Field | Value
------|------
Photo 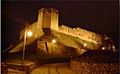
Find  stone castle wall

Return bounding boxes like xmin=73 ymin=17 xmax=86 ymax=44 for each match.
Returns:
xmin=38 ymin=8 xmax=59 ymax=31
xmin=19 ymin=8 xmax=116 ymax=51
xmin=59 ymin=25 xmax=102 ymax=45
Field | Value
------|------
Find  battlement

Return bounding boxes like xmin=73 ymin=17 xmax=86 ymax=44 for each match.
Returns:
xmin=59 ymin=25 xmax=102 ymax=45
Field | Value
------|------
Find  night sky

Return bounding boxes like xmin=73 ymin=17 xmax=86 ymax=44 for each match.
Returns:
xmin=2 ymin=1 xmax=119 ymax=50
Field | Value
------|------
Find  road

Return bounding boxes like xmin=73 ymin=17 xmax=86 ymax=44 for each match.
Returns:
xmin=7 ymin=63 xmax=75 ymax=74
xmin=3 ymin=57 xmax=74 ymax=74
xmin=32 ymin=63 xmax=75 ymax=74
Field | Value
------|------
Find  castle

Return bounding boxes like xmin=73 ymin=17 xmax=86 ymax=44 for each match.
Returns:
xmin=10 ymin=8 xmax=116 ymax=53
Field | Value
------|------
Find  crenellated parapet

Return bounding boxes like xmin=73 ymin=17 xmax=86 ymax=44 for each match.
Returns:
xmin=59 ymin=25 xmax=102 ymax=45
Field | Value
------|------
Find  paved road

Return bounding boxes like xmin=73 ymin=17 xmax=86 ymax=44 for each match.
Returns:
xmin=7 ymin=63 xmax=75 ymax=74
xmin=32 ymin=63 xmax=75 ymax=74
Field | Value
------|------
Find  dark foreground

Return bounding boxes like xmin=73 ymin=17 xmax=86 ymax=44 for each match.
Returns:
xmin=2 ymin=50 xmax=119 ymax=74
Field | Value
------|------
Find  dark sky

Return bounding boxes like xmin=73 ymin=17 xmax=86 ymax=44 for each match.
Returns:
xmin=2 ymin=1 xmax=119 ymax=50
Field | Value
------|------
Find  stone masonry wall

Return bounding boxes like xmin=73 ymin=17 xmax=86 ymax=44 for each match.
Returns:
xmin=59 ymin=25 xmax=102 ymax=45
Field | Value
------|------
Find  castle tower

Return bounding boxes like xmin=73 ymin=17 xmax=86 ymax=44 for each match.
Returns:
xmin=37 ymin=8 xmax=59 ymax=31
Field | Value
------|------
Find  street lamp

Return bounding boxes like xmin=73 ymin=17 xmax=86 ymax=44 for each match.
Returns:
xmin=27 ymin=31 xmax=33 ymax=37
xmin=51 ymin=39 xmax=57 ymax=54
xmin=84 ymin=43 xmax=87 ymax=47
xmin=102 ymin=47 xmax=105 ymax=50
xmin=21 ymin=30 xmax=33 ymax=68
xmin=52 ymin=39 xmax=56 ymax=43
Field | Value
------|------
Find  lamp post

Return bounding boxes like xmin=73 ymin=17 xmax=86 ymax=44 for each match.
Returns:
xmin=21 ymin=30 xmax=32 ymax=69
xmin=51 ymin=39 xmax=56 ymax=54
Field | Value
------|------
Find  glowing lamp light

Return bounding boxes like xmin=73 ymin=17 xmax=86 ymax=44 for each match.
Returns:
xmin=27 ymin=31 xmax=33 ymax=37
xmin=52 ymin=39 xmax=56 ymax=43
xmin=84 ymin=43 xmax=87 ymax=47
xmin=102 ymin=47 xmax=105 ymax=50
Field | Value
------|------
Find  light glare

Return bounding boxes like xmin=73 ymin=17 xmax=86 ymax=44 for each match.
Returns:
xmin=52 ymin=39 xmax=56 ymax=43
xmin=27 ymin=31 xmax=32 ymax=37
xmin=84 ymin=43 xmax=87 ymax=47
xmin=102 ymin=47 xmax=105 ymax=50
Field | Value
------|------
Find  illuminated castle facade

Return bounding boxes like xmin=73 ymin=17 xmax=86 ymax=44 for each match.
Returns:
xmin=18 ymin=8 xmax=116 ymax=52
